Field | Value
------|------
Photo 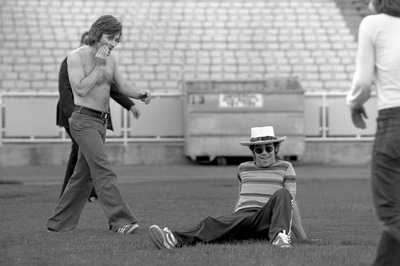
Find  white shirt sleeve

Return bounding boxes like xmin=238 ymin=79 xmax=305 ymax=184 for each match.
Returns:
xmin=346 ymin=18 xmax=375 ymax=109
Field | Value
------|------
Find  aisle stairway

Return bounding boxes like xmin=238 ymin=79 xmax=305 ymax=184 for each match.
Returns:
xmin=334 ymin=0 xmax=370 ymax=39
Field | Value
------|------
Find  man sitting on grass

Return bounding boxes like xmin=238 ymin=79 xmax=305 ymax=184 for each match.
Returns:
xmin=149 ymin=126 xmax=310 ymax=249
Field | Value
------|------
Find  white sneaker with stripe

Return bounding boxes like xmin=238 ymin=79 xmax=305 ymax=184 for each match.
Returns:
xmin=149 ymin=225 xmax=178 ymax=249
xmin=116 ymin=223 xmax=139 ymax=234
xmin=272 ymin=230 xmax=291 ymax=248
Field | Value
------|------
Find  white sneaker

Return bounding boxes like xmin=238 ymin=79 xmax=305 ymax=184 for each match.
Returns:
xmin=116 ymin=223 xmax=139 ymax=234
xmin=149 ymin=225 xmax=178 ymax=249
xmin=272 ymin=230 xmax=291 ymax=248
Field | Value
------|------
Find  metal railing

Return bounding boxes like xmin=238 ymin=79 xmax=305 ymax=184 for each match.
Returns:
xmin=304 ymin=91 xmax=376 ymax=141
xmin=0 ymin=91 xmax=376 ymax=146
xmin=0 ymin=92 xmax=185 ymax=146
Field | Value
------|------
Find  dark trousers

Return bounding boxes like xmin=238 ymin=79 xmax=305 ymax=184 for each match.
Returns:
xmin=371 ymin=107 xmax=400 ymax=265
xmin=47 ymin=112 xmax=136 ymax=232
xmin=60 ymin=127 xmax=97 ymax=199
xmin=373 ymin=231 xmax=400 ymax=266
xmin=173 ymin=188 xmax=293 ymax=246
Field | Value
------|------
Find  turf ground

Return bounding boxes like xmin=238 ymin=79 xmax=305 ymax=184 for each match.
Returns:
xmin=0 ymin=163 xmax=379 ymax=265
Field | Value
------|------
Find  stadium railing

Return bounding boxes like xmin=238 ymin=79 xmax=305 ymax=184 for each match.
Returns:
xmin=0 ymin=91 xmax=376 ymax=146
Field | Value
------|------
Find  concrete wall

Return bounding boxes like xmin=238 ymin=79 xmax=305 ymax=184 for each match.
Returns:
xmin=0 ymin=142 xmax=188 ymax=167
xmin=302 ymin=141 xmax=373 ymax=165
xmin=0 ymin=140 xmax=373 ymax=167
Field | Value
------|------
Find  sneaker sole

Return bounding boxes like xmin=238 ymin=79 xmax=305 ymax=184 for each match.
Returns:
xmin=148 ymin=225 xmax=171 ymax=249
xmin=125 ymin=223 xmax=139 ymax=234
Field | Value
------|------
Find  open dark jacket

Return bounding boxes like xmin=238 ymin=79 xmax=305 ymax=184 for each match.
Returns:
xmin=57 ymin=57 xmax=135 ymax=130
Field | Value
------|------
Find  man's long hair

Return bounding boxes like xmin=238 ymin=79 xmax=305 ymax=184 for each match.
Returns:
xmin=373 ymin=0 xmax=400 ymax=17
xmin=87 ymin=15 xmax=123 ymax=46
xmin=80 ymin=31 xmax=89 ymax=45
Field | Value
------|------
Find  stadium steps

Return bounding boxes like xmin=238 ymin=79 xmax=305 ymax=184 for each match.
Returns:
xmin=0 ymin=0 xmax=365 ymax=94
xmin=333 ymin=0 xmax=370 ymax=39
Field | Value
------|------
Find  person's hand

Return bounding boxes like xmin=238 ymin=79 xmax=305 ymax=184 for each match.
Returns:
xmin=139 ymin=91 xmax=151 ymax=105
xmin=95 ymin=45 xmax=109 ymax=67
xmin=350 ymin=106 xmax=368 ymax=129
xmin=129 ymin=105 xmax=141 ymax=119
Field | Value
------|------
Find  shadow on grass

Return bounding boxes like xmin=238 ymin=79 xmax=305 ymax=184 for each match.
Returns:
xmin=0 ymin=180 xmax=22 ymax=185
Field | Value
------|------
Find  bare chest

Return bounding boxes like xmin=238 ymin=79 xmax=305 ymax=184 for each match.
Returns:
xmin=84 ymin=56 xmax=114 ymax=85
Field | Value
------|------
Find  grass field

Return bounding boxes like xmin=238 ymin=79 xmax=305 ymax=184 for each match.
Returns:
xmin=0 ymin=165 xmax=380 ymax=266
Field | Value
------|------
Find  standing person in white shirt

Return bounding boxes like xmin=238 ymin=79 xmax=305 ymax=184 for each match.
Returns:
xmin=346 ymin=0 xmax=400 ymax=265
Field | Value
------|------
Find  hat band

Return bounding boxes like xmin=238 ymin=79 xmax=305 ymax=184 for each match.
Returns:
xmin=250 ymin=136 xmax=277 ymax=142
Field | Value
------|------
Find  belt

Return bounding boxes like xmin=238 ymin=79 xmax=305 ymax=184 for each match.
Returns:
xmin=378 ymin=106 xmax=400 ymax=116
xmin=73 ymin=105 xmax=110 ymax=120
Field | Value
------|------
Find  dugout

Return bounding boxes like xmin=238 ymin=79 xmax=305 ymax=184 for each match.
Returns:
xmin=183 ymin=77 xmax=305 ymax=165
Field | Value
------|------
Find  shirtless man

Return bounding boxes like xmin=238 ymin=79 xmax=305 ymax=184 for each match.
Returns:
xmin=46 ymin=15 xmax=151 ymax=234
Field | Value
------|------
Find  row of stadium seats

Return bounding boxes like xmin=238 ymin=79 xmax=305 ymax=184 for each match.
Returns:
xmin=0 ymin=0 xmax=368 ymax=94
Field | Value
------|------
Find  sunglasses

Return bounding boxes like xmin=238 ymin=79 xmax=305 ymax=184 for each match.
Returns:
xmin=254 ymin=145 xmax=274 ymax=154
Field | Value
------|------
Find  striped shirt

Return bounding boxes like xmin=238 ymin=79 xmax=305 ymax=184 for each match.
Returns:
xmin=234 ymin=160 xmax=296 ymax=212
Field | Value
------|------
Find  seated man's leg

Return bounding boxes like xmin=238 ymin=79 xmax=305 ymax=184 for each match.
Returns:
xmin=149 ymin=189 xmax=292 ymax=249
xmin=150 ymin=210 xmax=257 ymax=248
xmin=244 ymin=188 xmax=293 ymax=242
xmin=266 ymin=188 xmax=293 ymax=241
xmin=173 ymin=211 xmax=253 ymax=246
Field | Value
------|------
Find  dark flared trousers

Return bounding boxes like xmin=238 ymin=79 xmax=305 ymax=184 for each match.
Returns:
xmin=371 ymin=107 xmax=400 ymax=266
xmin=60 ymin=127 xmax=97 ymax=199
xmin=173 ymin=188 xmax=293 ymax=246
xmin=47 ymin=112 xmax=137 ymax=232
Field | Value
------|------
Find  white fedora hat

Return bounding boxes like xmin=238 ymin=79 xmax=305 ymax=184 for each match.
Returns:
xmin=239 ymin=126 xmax=286 ymax=146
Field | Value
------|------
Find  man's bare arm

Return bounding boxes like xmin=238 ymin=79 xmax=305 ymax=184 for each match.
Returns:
xmin=113 ymin=59 xmax=151 ymax=104
xmin=291 ymin=201 xmax=308 ymax=241
xmin=67 ymin=46 xmax=108 ymax=97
